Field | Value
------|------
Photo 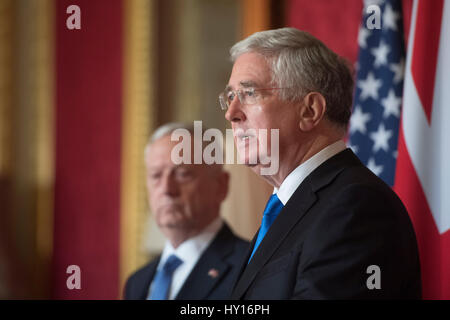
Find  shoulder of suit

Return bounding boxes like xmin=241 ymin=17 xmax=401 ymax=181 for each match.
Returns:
xmin=126 ymin=255 xmax=160 ymax=283
xmin=220 ymin=223 xmax=250 ymax=245
xmin=210 ymin=224 xmax=250 ymax=259
xmin=334 ymin=163 xmax=400 ymax=201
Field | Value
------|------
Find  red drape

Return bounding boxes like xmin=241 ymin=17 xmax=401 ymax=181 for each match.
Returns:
xmin=287 ymin=0 xmax=413 ymax=64
xmin=52 ymin=0 xmax=123 ymax=299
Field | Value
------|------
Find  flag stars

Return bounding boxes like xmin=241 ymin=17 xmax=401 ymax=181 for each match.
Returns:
xmin=358 ymin=72 xmax=383 ymax=100
xmin=350 ymin=1 xmax=404 ymax=187
xmin=371 ymin=40 xmax=391 ymax=67
xmin=381 ymin=89 xmax=401 ymax=118
xmin=367 ymin=157 xmax=384 ymax=176
xmin=383 ymin=3 xmax=400 ymax=31
xmin=370 ymin=123 xmax=393 ymax=152
xmin=350 ymin=105 xmax=372 ymax=134
xmin=389 ymin=58 xmax=405 ymax=84
xmin=358 ymin=27 xmax=371 ymax=49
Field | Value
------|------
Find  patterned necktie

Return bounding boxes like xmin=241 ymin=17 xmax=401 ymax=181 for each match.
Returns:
xmin=248 ymin=194 xmax=284 ymax=262
xmin=149 ymin=254 xmax=183 ymax=300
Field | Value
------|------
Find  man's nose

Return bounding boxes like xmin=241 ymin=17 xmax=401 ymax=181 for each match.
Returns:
xmin=161 ymin=173 xmax=179 ymax=197
xmin=225 ymin=97 xmax=246 ymax=123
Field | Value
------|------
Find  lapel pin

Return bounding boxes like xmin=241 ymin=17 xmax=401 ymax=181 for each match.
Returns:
xmin=208 ymin=268 xmax=219 ymax=278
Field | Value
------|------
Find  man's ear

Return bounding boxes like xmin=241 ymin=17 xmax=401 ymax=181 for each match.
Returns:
xmin=297 ymin=92 xmax=327 ymax=132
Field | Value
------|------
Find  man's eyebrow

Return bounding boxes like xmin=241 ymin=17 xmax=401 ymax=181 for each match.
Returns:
xmin=225 ymin=81 xmax=260 ymax=92
xmin=240 ymin=80 xmax=259 ymax=88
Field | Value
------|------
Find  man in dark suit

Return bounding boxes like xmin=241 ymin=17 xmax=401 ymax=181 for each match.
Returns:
xmin=220 ymin=27 xmax=421 ymax=299
xmin=124 ymin=123 xmax=248 ymax=300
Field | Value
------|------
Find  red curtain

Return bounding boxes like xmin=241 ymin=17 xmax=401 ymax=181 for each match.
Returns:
xmin=287 ymin=0 xmax=413 ymax=64
xmin=52 ymin=0 xmax=123 ymax=299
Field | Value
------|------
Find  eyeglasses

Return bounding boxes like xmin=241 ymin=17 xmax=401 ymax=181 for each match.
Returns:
xmin=218 ymin=87 xmax=286 ymax=111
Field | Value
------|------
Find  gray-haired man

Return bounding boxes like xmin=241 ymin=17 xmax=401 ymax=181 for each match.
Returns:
xmin=222 ymin=27 xmax=421 ymax=299
xmin=124 ymin=123 xmax=249 ymax=300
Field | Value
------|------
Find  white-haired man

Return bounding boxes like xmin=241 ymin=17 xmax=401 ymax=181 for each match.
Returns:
xmin=124 ymin=123 xmax=249 ymax=300
xmin=221 ymin=27 xmax=421 ymax=299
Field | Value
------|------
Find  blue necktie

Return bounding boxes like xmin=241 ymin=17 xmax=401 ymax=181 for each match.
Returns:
xmin=149 ymin=254 xmax=183 ymax=300
xmin=248 ymin=194 xmax=284 ymax=262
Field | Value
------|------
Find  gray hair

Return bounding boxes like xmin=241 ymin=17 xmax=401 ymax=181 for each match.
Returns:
xmin=150 ymin=122 xmax=195 ymax=143
xmin=144 ymin=122 xmax=195 ymax=159
xmin=144 ymin=122 xmax=224 ymax=170
xmin=230 ymin=27 xmax=354 ymax=127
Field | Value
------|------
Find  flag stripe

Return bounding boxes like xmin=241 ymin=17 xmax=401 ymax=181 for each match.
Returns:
xmin=395 ymin=0 xmax=450 ymax=299
xmin=410 ymin=0 xmax=444 ymax=123
xmin=395 ymin=129 xmax=442 ymax=298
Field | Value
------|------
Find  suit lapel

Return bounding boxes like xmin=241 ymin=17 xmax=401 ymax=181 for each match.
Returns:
xmin=175 ymin=224 xmax=234 ymax=300
xmin=137 ymin=257 xmax=159 ymax=299
xmin=231 ymin=149 xmax=355 ymax=299
xmin=231 ymin=182 xmax=317 ymax=299
xmin=231 ymin=230 xmax=258 ymax=294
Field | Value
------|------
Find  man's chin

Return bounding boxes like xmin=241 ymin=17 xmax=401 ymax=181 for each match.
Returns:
xmin=158 ymin=219 xmax=184 ymax=229
xmin=244 ymin=162 xmax=262 ymax=174
xmin=246 ymin=162 xmax=279 ymax=177
xmin=238 ymin=153 xmax=259 ymax=166
xmin=156 ymin=214 xmax=184 ymax=229
xmin=243 ymin=161 xmax=257 ymax=167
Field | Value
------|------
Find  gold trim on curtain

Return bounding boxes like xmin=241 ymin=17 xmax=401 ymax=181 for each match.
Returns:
xmin=33 ymin=0 xmax=55 ymax=300
xmin=220 ymin=0 xmax=274 ymax=240
xmin=0 ymin=0 xmax=14 ymax=300
xmin=0 ymin=0 xmax=55 ymax=298
xmin=174 ymin=0 xmax=202 ymax=121
xmin=120 ymin=0 xmax=155 ymax=298
xmin=0 ymin=1 xmax=13 ymax=177
xmin=242 ymin=0 xmax=271 ymax=37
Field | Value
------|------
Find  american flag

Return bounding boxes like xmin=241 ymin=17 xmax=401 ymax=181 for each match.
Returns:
xmin=349 ymin=0 xmax=450 ymax=298
xmin=348 ymin=0 xmax=405 ymax=186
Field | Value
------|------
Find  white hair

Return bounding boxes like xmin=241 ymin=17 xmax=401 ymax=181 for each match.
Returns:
xmin=150 ymin=122 xmax=195 ymax=143
xmin=230 ymin=27 xmax=354 ymax=127
xmin=144 ymin=122 xmax=224 ymax=170
xmin=144 ymin=122 xmax=194 ymax=159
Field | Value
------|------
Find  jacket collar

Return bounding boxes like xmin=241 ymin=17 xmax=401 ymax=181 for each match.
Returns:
xmin=175 ymin=223 xmax=236 ymax=300
xmin=231 ymin=149 xmax=360 ymax=299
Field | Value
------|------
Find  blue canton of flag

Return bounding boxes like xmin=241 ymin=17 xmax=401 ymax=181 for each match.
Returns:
xmin=348 ymin=0 xmax=405 ymax=186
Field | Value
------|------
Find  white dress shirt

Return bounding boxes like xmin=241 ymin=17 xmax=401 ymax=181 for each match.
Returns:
xmin=274 ymin=140 xmax=347 ymax=205
xmin=148 ymin=216 xmax=223 ymax=300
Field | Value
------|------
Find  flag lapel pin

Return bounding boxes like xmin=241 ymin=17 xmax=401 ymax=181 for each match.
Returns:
xmin=208 ymin=268 xmax=219 ymax=279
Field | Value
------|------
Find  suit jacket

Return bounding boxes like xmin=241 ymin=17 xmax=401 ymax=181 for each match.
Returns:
xmin=231 ymin=149 xmax=421 ymax=300
xmin=124 ymin=223 xmax=249 ymax=300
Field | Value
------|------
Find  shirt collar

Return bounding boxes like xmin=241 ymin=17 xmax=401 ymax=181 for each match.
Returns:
xmin=158 ymin=217 xmax=223 ymax=269
xmin=274 ymin=140 xmax=347 ymax=205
